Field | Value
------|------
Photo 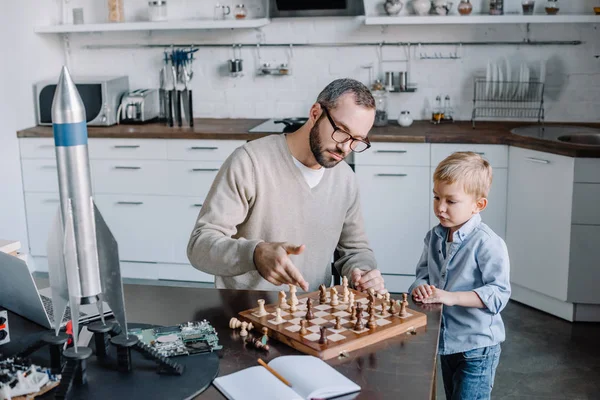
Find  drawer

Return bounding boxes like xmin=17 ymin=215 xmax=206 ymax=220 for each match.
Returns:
xmin=94 ymin=194 xmax=173 ymax=263
xmin=354 ymin=143 xmax=430 ymax=166
xmin=24 ymin=193 xmax=61 ymax=256
xmin=92 ymin=160 xmax=170 ymax=195
xmin=88 ymin=139 xmax=167 ymax=160
xmin=168 ymin=161 xmax=222 ymax=197
xmin=431 ymin=144 xmax=508 ymax=168
xmin=167 ymin=197 xmax=206 ymax=264
xmin=21 ymin=159 xmax=60 ymax=192
xmin=167 ymin=139 xmax=245 ymax=161
xmin=20 ymin=138 xmax=56 ymax=159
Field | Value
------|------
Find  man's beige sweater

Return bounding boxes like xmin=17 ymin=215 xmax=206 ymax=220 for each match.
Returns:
xmin=187 ymin=134 xmax=377 ymax=291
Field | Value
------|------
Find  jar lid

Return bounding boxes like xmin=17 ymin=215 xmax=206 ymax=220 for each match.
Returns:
xmin=236 ymin=4 xmax=246 ymax=6
xmin=149 ymin=1 xmax=167 ymax=5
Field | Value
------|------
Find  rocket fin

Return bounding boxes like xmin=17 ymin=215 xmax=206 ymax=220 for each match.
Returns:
xmin=94 ymin=203 xmax=128 ymax=335
xmin=46 ymin=208 xmax=69 ymax=334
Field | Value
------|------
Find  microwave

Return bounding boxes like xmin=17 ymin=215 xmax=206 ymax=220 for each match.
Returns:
xmin=269 ymin=0 xmax=364 ymax=17
xmin=35 ymin=76 xmax=129 ymax=126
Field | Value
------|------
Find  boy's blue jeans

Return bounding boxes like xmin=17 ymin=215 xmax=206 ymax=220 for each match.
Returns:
xmin=440 ymin=344 xmax=501 ymax=400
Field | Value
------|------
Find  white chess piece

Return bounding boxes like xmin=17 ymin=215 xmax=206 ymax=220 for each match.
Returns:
xmin=342 ymin=286 xmax=349 ymax=303
xmin=290 ymin=301 xmax=297 ymax=313
xmin=240 ymin=321 xmax=248 ymax=337
xmin=330 ymin=287 xmax=339 ymax=306
xmin=257 ymin=299 xmax=267 ymax=316
xmin=342 ymin=275 xmax=348 ymax=289
xmin=279 ymin=290 xmax=287 ymax=309
xmin=288 ymin=284 xmax=299 ymax=306
xmin=275 ymin=307 xmax=283 ymax=323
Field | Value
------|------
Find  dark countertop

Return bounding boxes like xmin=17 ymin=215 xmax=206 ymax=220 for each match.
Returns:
xmin=16 ymin=119 xmax=600 ymax=157
xmin=5 ymin=285 xmax=443 ymax=399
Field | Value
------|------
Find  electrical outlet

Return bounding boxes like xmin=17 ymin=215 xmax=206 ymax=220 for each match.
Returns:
xmin=0 ymin=310 xmax=9 ymax=345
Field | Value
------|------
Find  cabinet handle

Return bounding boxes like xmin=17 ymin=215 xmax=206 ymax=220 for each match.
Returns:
xmin=113 ymin=145 xmax=140 ymax=149
xmin=116 ymin=201 xmax=143 ymax=205
xmin=114 ymin=166 xmax=141 ymax=170
xmin=376 ymin=173 xmax=408 ymax=177
xmin=191 ymin=168 xmax=219 ymax=172
xmin=192 ymin=203 xmax=203 ymax=207
xmin=525 ymin=157 xmax=550 ymax=164
xmin=39 ymin=145 xmax=55 ymax=149
xmin=375 ymin=150 xmax=407 ymax=154
xmin=43 ymin=199 xmax=60 ymax=203
xmin=41 ymin=165 xmax=57 ymax=169
xmin=190 ymin=146 xmax=218 ymax=150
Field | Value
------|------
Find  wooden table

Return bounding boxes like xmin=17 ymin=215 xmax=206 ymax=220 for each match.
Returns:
xmin=6 ymin=285 xmax=442 ymax=399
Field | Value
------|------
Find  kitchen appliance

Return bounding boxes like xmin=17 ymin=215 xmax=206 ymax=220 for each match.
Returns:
xmin=249 ymin=118 xmax=308 ymax=133
xmin=35 ymin=76 xmax=129 ymax=126
xmin=269 ymin=0 xmax=364 ymax=17
xmin=118 ymin=89 xmax=160 ymax=123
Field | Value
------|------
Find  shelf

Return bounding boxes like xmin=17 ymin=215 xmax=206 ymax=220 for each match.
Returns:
xmin=34 ymin=18 xmax=271 ymax=33
xmin=364 ymin=13 xmax=600 ymax=25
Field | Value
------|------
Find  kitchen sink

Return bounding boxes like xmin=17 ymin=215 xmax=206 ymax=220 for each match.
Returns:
xmin=558 ymin=134 xmax=600 ymax=146
xmin=510 ymin=125 xmax=600 ymax=146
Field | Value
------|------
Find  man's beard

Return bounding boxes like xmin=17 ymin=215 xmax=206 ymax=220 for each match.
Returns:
xmin=309 ymin=124 xmax=344 ymax=168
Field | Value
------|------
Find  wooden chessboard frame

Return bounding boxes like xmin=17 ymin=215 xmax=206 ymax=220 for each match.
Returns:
xmin=239 ymin=286 xmax=427 ymax=360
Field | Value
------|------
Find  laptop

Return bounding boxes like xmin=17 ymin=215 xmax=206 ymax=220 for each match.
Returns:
xmin=0 ymin=251 xmax=112 ymax=329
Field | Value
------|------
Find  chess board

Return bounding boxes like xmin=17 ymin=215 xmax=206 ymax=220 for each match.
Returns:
xmin=238 ymin=286 xmax=427 ymax=360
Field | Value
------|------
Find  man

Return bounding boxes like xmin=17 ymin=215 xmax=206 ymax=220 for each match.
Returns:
xmin=187 ymin=78 xmax=385 ymax=293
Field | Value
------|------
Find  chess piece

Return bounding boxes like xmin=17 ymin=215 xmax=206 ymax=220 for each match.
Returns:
xmin=347 ymin=292 xmax=355 ymax=312
xmin=299 ymin=319 xmax=308 ymax=335
xmin=399 ymin=299 xmax=409 ymax=318
xmin=319 ymin=326 xmax=328 ymax=345
xmin=335 ymin=316 xmax=342 ymax=330
xmin=278 ymin=291 xmax=287 ymax=309
xmin=229 ymin=317 xmax=242 ymax=329
xmin=261 ymin=327 xmax=269 ymax=346
xmin=305 ymin=298 xmax=314 ymax=320
xmin=388 ymin=299 xmax=397 ymax=316
xmin=380 ymin=303 xmax=387 ymax=316
xmin=350 ymin=305 xmax=356 ymax=321
xmin=342 ymin=275 xmax=348 ymax=289
xmin=330 ymin=287 xmax=339 ymax=306
xmin=240 ymin=321 xmax=249 ymax=337
xmin=290 ymin=301 xmax=297 ymax=313
xmin=353 ymin=307 xmax=364 ymax=331
xmin=342 ymin=286 xmax=349 ymax=303
xmin=288 ymin=284 xmax=299 ymax=306
xmin=246 ymin=336 xmax=270 ymax=351
xmin=275 ymin=307 xmax=283 ymax=323
xmin=257 ymin=299 xmax=267 ymax=316
xmin=368 ymin=288 xmax=376 ymax=304
xmin=319 ymin=284 xmax=327 ymax=304
xmin=366 ymin=308 xmax=377 ymax=330
xmin=384 ymin=292 xmax=391 ymax=305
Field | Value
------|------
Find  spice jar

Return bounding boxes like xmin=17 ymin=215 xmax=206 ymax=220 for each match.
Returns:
xmin=458 ymin=0 xmax=473 ymax=15
xmin=234 ymin=4 xmax=248 ymax=19
xmin=148 ymin=1 xmax=167 ymax=21
xmin=108 ymin=0 xmax=125 ymax=22
xmin=489 ymin=0 xmax=504 ymax=15
xmin=545 ymin=0 xmax=559 ymax=14
xmin=371 ymin=84 xmax=388 ymax=127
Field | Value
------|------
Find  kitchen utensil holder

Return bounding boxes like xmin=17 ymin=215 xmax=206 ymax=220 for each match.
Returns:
xmin=471 ymin=78 xmax=544 ymax=127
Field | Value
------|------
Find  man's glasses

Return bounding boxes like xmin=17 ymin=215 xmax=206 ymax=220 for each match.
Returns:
xmin=320 ymin=105 xmax=371 ymax=153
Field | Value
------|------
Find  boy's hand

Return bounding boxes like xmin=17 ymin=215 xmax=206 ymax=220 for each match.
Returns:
xmin=421 ymin=286 xmax=457 ymax=306
xmin=412 ymin=284 xmax=434 ymax=302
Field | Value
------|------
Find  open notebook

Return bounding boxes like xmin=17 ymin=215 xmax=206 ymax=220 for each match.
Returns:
xmin=213 ymin=355 xmax=361 ymax=400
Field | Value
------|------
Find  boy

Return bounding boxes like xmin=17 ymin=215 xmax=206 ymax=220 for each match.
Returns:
xmin=408 ymin=152 xmax=511 ymax=400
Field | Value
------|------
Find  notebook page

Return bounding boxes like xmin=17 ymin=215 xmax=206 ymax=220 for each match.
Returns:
xmin=213 ymin=366 xmax=303 ymax=400
xmin=269 ymin=356 xmax=360 ymax=400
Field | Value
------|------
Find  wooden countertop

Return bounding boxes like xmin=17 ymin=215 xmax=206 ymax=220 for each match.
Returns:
xmin=17 ymin=119 xmax=600 ymax=157
xmin=6 ymin=285 xmax=443 ymax=399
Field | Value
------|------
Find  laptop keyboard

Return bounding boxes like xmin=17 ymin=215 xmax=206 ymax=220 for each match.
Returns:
xmin=41 ymin=295 xmax=88 ymax=324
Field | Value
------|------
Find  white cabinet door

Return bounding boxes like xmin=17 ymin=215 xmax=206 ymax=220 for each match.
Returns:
xmin=506 ymin=147 xmax=574 ymax=301
xmin=167 ymin=197 xmax=205 ymax=264
xmin=24 ymin=193 xmax=61 ymax=256
xmin=356 ymin=166 xmax=430 ymax=275
xmin=94 ymin=194 xmax=173 ymax=263
xmin=428 ymin=167 xmax=507 ymax=238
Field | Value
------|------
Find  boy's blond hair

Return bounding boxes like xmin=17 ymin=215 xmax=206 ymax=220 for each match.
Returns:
xmin=433 ymin=152 xmax=493 ymax=198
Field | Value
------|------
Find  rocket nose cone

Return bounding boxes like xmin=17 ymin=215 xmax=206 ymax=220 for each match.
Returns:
xmin=51 ymin=66 xmax=86 ymax=124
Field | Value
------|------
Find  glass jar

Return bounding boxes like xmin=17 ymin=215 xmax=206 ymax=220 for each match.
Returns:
xmin=148 ymin=1 xmax=167 ymax=21
xmin=489 ymin=0 xmax=504 ymax=15
xmin=108 ymin=0 xmax=125 ymax=22
xmin=431 ymin=95 xmax=444 ymax=123
xmin=458 ymin=0 xmax=473 ymax=15
xmin=545 ymin=0 xmax=559 ymax=14
xmin=234 ymin=4 xmax=247 ymax=19
xmin=372 ymin=89 xmax=388 ymax=127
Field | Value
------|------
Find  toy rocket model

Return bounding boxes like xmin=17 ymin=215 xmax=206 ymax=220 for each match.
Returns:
xmin=47 ymin=66 xmax=127 ymax=348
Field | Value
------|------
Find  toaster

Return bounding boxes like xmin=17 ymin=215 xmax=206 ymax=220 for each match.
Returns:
xmin=118 ymin=89 xmax=160 ymax=123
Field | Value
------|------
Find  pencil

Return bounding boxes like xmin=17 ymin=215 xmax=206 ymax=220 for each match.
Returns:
xmin=257 ymin=358 xmax=292 ymax=387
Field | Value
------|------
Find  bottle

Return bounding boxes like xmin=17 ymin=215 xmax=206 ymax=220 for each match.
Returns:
xmin=443 ymin=95 xmax=453 ymax=121
xmin=108 ymin=0 xmax=125 ymax=22
xmin=234 ymin=4 xmax=248 ymax=19
xmin=545 ymin=0 xmax=559 ymax=14
xmin=371 ymin=81 xmax=388 ymax=127
xmin=148 ymin=1 xmax=168 ymax=22
xmin=458 ymin=0 xmax=473 ymax=15
xmin=432 ymin=95 xmax=444 ymax=123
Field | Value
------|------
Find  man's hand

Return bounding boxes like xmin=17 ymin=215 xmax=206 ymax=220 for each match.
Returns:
xmin=351 ymin=268 xmax=386 ymax=294
xmin=420 ymin=286 xmax=457 ymax=306
xmin=412 ymin=284 xmax=434 ymax=302
xmin=254 ymin=242 xmax=309 ymax=291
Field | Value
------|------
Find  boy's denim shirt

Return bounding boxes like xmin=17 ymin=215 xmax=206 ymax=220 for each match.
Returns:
xmin=408 ymin=214 xmax=511 ymax=355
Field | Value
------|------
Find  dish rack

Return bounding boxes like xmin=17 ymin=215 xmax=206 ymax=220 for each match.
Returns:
xmin=471 ymin=78 xmax=544 ymax=127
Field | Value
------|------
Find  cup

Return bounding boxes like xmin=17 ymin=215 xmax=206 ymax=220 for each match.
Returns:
xmin=521 ymin=0 xmax=535 ymax=15
xmin=214 ymin=4 xmax=231 ymax=20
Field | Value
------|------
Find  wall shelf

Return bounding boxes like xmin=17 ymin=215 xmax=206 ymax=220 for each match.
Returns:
xmin=364 ymin=13 xmax=599 ymax=25
xmin=34 ymin=18 xmax=271 ymax=33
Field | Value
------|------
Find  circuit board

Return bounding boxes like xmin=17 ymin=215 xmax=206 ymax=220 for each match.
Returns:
xmin=0 ymin=356 xmax=61 ymax=399
xmin=128 ymin=320 xmax=223 ymax=358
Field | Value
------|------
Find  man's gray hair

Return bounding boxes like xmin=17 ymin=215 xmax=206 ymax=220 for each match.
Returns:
xmin=316 ymin=78 xmax=375 ymax=110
